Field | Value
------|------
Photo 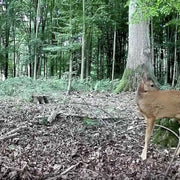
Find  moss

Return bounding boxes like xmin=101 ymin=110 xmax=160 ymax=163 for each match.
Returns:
xmin=114 ymin=64 xmax=159 ymax=93
xmin=152 ymin=118 xmax=179 ymax=148
xmin=114 ymin=65 xmax=145 ymax=93
xmin=114 ymin=69 xmax=132 ymax=93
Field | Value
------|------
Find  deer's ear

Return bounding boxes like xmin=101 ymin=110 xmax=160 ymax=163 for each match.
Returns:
xmin=142 ymin=72 xmax=152 ymax=82
xmin=142 ymin=72 xmax=148 ymax=82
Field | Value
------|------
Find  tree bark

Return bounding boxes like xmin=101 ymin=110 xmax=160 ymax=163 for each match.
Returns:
xmin=67 ymin=0 xmax=73 ymax=95
xmin=80 ymin=0 xmax=85 ymax=80
xmin=115 ymin=0 xmax=153 ymax=92
xmin=151 ymin=18 xmax=154 ymax=71
xmin=112 ymin=25 xmax=116 ymax=81
xmin=126 ymin=2 xmax=151 ymax=69
xmin=172 ymin=16 xmax=178 ymax=87
xmin=34 ymin=0 xmax=41 ymax=80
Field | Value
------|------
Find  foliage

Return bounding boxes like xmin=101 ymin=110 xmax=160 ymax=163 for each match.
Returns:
xmin=153 ymin=118 xmax=179 ymax=148
xmin=0 ymin=77 xmax=117 ymax=100
xmin=83 ymin=117 xmax=100 ymax=127
xmin=136 ymin=0 xmax=180 ymax=19
xmin=0 ymin=0 xmax=128 ymax=81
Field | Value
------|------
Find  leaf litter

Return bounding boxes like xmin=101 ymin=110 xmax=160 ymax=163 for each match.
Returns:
xmin=0 ymin=92 xmax=179 ymax=180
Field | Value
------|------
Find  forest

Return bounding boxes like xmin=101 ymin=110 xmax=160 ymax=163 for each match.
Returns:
xmin=0 ymin=0 xmax=180 ymax=179
xmin=0 ymin=0 xmax=178 ymax=86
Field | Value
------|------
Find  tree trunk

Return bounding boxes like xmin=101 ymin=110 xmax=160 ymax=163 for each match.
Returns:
xmin=172 ymin=16 xmax=178 ymax=87
xmin=67 ymin=0 xmax=73 ymax=95
xmin=86 ymin=28 xmax=92 ymax=78
xmin=96 ymin=39 xmax=100 ymax=80
xmin=5 ymin=26 xmax=10 ymax=79
xmin=34 ymin=0 xmax=41 ymax=80
xmin=115 ymin=0 xmax=153 ymax=92
xmin=67 ymin=53 xmax=73 ymax=95
xmin=80 ymin=0 xmax=85 ymax=80
xmin=112 ymin=25 xmax=116 ymax=81
xmin=4 ymin=1 xmax=10 ymax=79
xmin=151 ymin=18 xmax=154 ymax=71
xmin=13 ymin=20 xmax=16 ymax=77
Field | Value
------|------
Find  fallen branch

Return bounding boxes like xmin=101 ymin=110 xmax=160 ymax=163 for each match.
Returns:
xmin=61 ymin=161 xmax=81 ymax=175
xmin=47 ymin=161 xmax=82 ymax=180
xmin=47 ymin=110 xmax=119 ymax=124
xmin=0 ymin=132 xmax=19 ymax=141
xmin=5 ymin=125 xmax=28 ymax=136
xmin=0 ymin=125 xmax=29 ymax=141
xmin=47 ymin=110 xmax=59 ymax=123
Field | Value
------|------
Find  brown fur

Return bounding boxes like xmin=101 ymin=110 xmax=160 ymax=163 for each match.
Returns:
xmin=136 ymin=77 xmax=180 ymax=160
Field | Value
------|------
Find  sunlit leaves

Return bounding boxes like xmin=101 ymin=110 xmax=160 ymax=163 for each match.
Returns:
xmin=137 ymin=0 xmax=180 ymax=19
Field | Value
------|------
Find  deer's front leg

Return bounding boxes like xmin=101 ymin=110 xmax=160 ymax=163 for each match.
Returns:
xmin=141 ymin=117 xmax=155 ymax=160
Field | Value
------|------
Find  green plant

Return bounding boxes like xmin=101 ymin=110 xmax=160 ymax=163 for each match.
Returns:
xmin=153 ymin=118 xmax=179 ymax=148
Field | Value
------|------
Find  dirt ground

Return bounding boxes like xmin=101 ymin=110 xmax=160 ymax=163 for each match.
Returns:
xmin=0 ymin=92 xmax=179 ymax=180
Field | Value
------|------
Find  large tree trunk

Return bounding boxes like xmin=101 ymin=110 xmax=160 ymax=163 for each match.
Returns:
xmin=115 ymin=0 xmax=152 ymax=92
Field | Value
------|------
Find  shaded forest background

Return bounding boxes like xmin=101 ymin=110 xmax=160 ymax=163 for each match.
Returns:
xmin=0 ymin=0 xmax=179 ymax=86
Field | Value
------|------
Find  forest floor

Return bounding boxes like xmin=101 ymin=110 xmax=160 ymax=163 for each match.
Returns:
xmin=0 ymin=91 xmax=179 ymax=180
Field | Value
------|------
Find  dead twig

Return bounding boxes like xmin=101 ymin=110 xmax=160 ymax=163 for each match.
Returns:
xmin=0 ymin=133 xmax=19 ymax=141
xmin=61 ymin=162 xmax=81 ymax=176
xmin=5 ymin=125 xmax=28 ymax=136
xmin=47 ymin=162 xmax=82 ymax=180
xmin=0 ymin=125 xmax=29 ymax=141
xmin=47 ymin=110 xmax=59 ymax=123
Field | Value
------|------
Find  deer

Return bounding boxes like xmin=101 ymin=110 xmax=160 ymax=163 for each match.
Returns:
xmin=136 ymin=74 xmax=180 ymax=160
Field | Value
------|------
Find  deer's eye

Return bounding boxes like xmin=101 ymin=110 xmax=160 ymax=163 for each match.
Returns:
xmin=151 ymin=84 xmax=154 ymax=87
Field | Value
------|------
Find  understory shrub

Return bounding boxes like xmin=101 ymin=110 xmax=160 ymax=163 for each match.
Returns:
xmin=0 ymin=76 xmax=118 ymax=100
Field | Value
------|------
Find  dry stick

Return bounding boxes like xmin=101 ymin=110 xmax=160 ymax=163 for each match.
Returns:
xmin=0 ymin=125 xmax=29 ymax=141
xmin=0 ymin=132 xmax=19 ymax=141
xmin=47 ymin=162 xmax=81 ymax=180
xmin=5 ymin=125 xmax=28 ymax=136
xmin=47 ymin=110 xmax=59 ymax=123
xmin=119 ymin=123 xmax=145 ymax=135
xmin=71 ymin=101 xmax=117 ymax=121
xmin=163 ymin=128 xmax=180 ymax=180
xmin=3 ymin=161 xmax=27 ymax=172
xmin=51 ymin=100 xmax=121 ymax=124
xmin=61 ymin=162 xmax=81 ymax=175
xmin=67 ymin=96 xmax=118 ymax=128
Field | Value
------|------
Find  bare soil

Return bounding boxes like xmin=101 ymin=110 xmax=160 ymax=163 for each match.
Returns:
xmin=0 ymin=92 xmax=179 ymax=180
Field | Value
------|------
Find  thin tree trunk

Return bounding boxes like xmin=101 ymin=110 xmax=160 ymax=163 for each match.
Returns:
xmin=163 ymin=49 xmax=168 ymax=84
xmin=34 ymin=0 xmax=41 ymax=80
xmin=67 ymin=53 xmax=73 ymax=95
xmin=67 ymin=0 xmax=73 ymax=95
xmin=5 ymin=27 xmax=10 ymax=79
xmin=151 ymin=18 xmax=154 ymax=70
xmin=172 ymin=16 xmax=178 ymax=87
xmin=112 ymin=25 xmax=116 ymax=81
xmin=86 ymin=28 xmax=92 ymax=78
xmin=28 ymin=1 xmax=32 ymax=77
xmin=4 ymin=1 xmax=10 ymax=79
xmin=80 ymin=0 xmax=85 ymax=80
xmin=97 ymin=39 xmax=100 ymax=80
